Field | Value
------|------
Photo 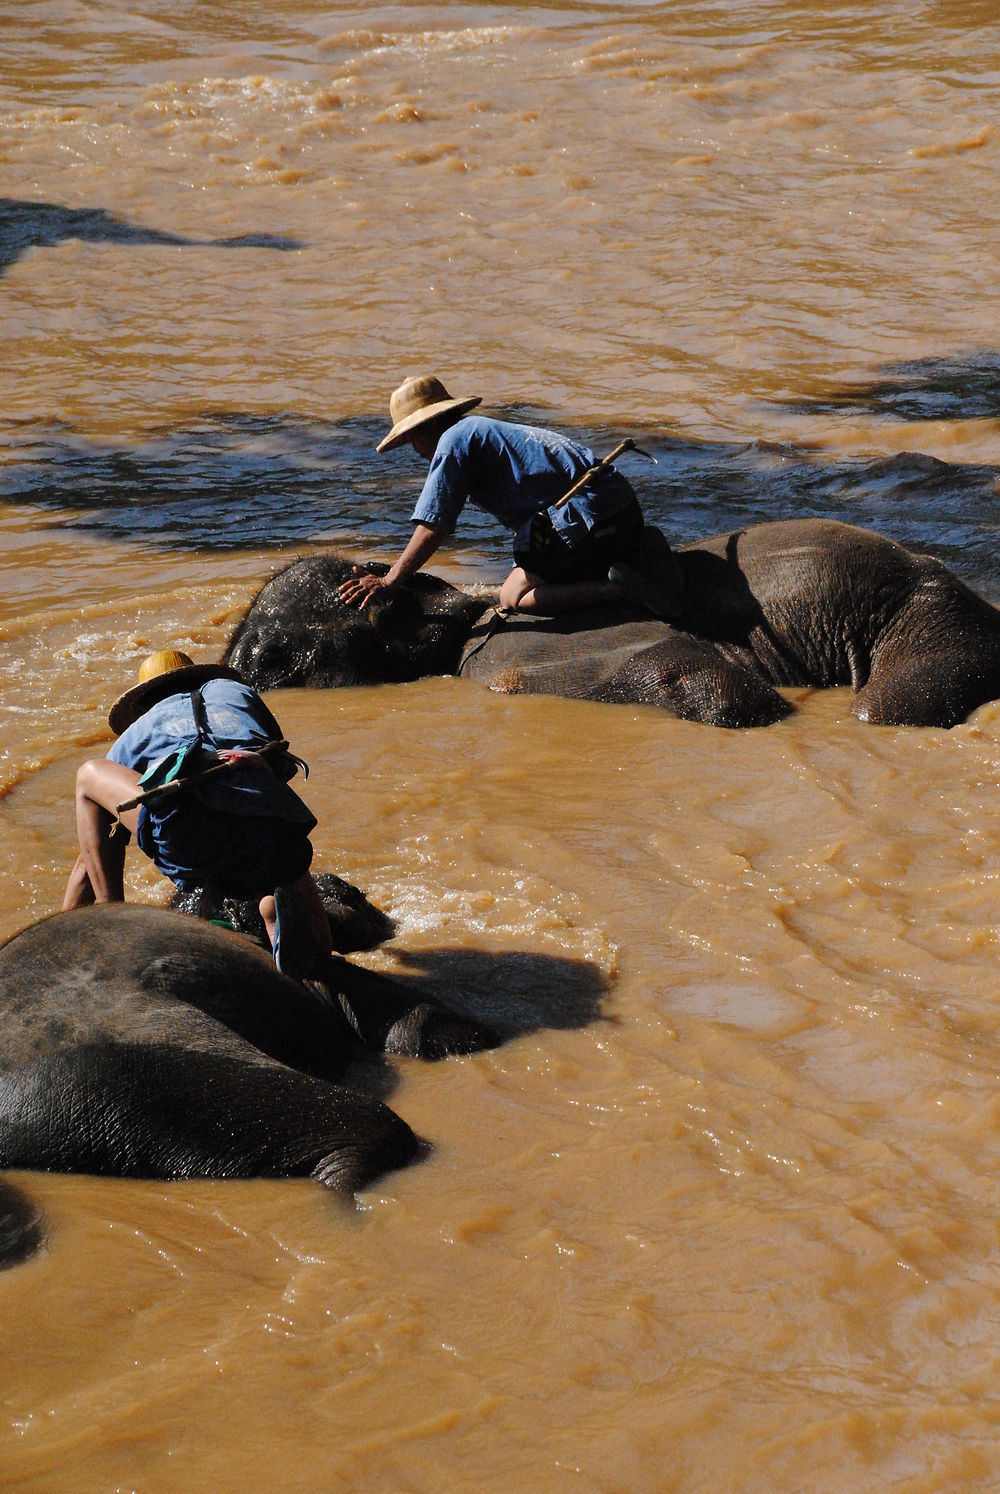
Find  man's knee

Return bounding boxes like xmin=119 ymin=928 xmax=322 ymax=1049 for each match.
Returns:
xmin=75 ymin=758 xmax=105 ymax=798
xmin=500 ymin=567 xmax=534 ymax=611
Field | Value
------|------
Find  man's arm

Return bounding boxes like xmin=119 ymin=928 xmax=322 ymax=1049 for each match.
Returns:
xmin=337 ymin=522 xmax=449 ymax=608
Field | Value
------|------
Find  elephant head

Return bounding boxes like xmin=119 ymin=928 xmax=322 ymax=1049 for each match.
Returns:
xmin=169 ymin=870 xmax=396 ymax=954
xmin=224 ymin=555 xmax=489 ymax=689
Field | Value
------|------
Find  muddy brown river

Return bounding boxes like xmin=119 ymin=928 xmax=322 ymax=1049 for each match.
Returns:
xmin=4 ymin=2 xmax=1000 ymax=1488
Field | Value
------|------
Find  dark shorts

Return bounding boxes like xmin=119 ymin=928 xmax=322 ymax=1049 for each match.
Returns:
xmin=513 ymin=494 xmax=645 ymax=584
xmin=136 ymin=800 xmax=315 ymax=897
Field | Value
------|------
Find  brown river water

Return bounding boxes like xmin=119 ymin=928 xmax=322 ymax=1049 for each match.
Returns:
xmin=4 ymin=2 xmax=1000 ymax=1488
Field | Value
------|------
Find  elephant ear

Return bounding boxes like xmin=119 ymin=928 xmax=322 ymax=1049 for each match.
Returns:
xmin=363 ymin=573 xmax=489 ymax=680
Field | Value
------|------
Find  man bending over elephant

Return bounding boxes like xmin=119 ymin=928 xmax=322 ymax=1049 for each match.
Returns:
xmin=62 ymin=650 xmax=331 ymax=980
xmin=337 ymin=374 xmax=680 ymax=618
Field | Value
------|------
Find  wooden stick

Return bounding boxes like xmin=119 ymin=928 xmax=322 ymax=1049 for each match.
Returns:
xmin=116 ymin=739 xmax=289 ymax=815
xmin=551 ymin=438 xmax=638 ymax=509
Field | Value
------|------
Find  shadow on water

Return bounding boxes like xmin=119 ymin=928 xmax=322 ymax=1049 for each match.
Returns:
xmin=773 ymin=351 xmax=1000 ymax=424
xmin=3 ymin=401 xmax=1000 ymax=595
xmin=378 ymin=946 xmax=610 ymax=1040
xmin=0 ymin=410 xmax=404 ymax=552
xmin=168 ymin=882 xmax=607 ymax=1045
xmin=0 ymin=196 xmax=304 ymax=277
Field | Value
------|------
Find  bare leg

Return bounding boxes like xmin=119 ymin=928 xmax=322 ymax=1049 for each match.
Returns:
xmin=259 ymin=873 xmax=332 ymax=959
xmin=62 ymin=759 xmax=142 ymax=909
xmin=62 ymin=853 xmax=96 ymax=911
xmin=499 ymin=565 xmax=625 ymax=615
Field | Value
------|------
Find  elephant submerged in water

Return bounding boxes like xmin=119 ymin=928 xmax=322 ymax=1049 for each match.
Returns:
xmin=223 ymin=518 xmax=1000 ymax=729
xmin=169 ymin=869 xmax=397 ymax=955
xmin=166 ymin=871 xmax=499 ymax=1057
xmin=0 ymin=901 xmax=504 ymax=1269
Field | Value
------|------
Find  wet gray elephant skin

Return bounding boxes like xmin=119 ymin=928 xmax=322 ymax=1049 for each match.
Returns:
xmin=0 ymin=905 xmax=422 ymax=1215
xmin=223 ymin=519 xmax=1000 ymax=728
xmin=0 ymin=1179 xmax=44 ymax=1271
xmin=224 ymin=560 xmax=485 ymax=689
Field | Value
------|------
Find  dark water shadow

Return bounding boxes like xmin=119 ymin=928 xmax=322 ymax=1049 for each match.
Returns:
xmin=3 ymin=404 xmax=1000 ymax=597
xmin=772 ymin=352 xmax=1000 ymax=423
xmin=0 ymin=196 xmax=303 ymax=277
xmin=0 ymin=410 xmax=390 ymax=553
xmin=380 ymin=946 xmax=610 ymax=1040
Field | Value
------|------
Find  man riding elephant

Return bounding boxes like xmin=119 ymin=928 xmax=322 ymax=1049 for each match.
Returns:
xmin=337 ymin=374 xmax=682 ymax=619
xmin=226 ymin=518 xmax=1000 ymax=730
xmin=62 ymin=649 xmax=330 ymax=979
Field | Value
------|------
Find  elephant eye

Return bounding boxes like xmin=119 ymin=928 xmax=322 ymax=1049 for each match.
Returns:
xmin=252 ymin=640 xmax=292 ymax=681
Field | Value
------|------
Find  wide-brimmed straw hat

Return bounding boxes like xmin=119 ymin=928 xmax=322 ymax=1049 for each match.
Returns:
xmin=376 ymin=374 xmax=481 ymax=453
xmin=109 ymin=649 xmax=243 ymax=734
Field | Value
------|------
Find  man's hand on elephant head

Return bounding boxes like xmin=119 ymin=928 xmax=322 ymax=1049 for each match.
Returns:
xmin=337 ymin=568 xmax=397 ymax=609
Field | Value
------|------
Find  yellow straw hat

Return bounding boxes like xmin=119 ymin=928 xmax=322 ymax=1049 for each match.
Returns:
xmin=376 ymin=374 xmax=481 ymax=453
xmin=108 ymin=650 xmax=243 ymax=734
